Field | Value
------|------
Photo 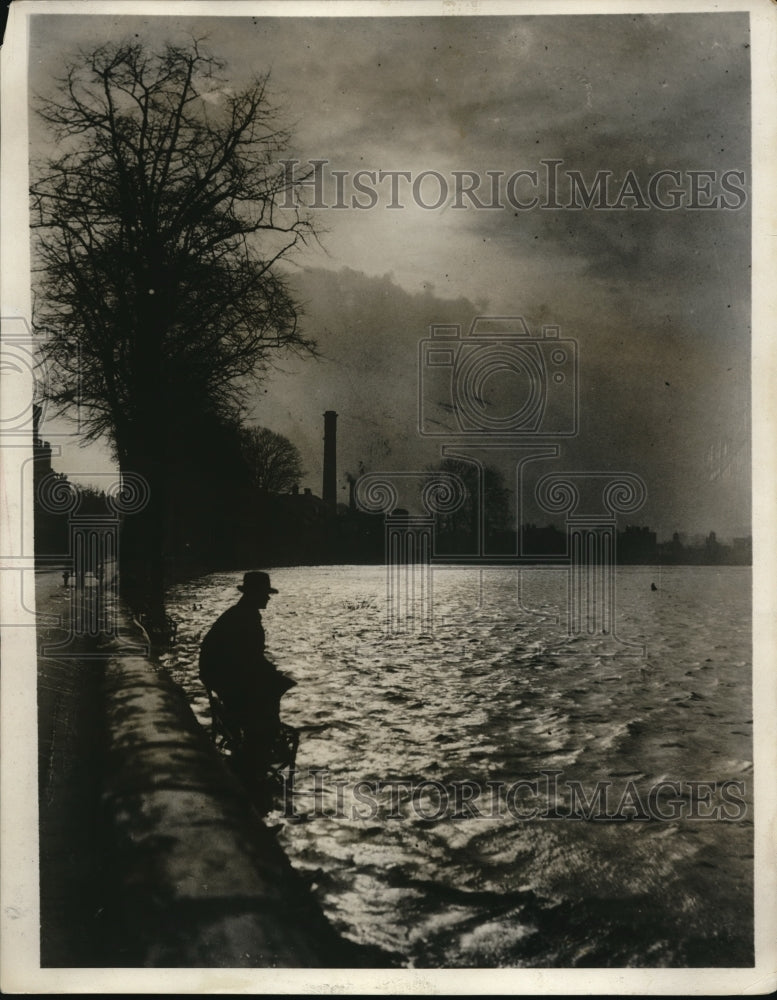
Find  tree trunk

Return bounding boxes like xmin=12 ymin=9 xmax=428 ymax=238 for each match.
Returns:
xmin=118 ymin=445 xmax=169 ymax=642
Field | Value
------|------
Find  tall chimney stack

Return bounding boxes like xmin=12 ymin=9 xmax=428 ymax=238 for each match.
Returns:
xmin=323 ymin=410 xmax=337 ymax=509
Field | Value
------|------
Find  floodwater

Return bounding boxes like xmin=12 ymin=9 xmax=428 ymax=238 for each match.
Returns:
xmin=163 ymin=564 xmax=753 ymax=967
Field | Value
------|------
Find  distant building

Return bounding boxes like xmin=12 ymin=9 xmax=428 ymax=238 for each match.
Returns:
xmin=32 ymin=404 xmax=69 ymax=556
xmin=617 ymin=525 xmax=658 ymax=564
xmin=32 ymin=403 xmax=54 ymax=487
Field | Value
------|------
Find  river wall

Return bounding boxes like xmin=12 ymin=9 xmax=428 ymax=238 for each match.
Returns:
xmin=36 ymin=576 xmax=392 ymax=969
xmin=101 ymin=653 xmax=376 ymax=967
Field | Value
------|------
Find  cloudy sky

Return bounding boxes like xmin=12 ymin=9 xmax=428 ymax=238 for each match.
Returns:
xmin=28 ymin=9 xmax=752 ymax=540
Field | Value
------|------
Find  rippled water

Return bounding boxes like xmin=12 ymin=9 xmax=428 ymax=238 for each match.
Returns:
xmin=163 ymin=564 xmax=753 ymax=967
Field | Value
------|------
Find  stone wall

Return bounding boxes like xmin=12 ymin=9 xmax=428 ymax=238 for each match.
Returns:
xmin=99 ymin=654 xmax=387 ymax=968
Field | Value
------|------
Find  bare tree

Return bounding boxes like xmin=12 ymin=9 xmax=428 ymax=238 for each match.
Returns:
xmin=30 ymin=40 xmax=317 ymax=630
xmin=240 ymin=426 xmax=304 ymax=494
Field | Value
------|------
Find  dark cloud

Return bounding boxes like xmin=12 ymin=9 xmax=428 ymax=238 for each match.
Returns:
xmin=257 ymin=266 xmax=749 ymax=540
xmin=28 ymin=12 xmax=752 ymax=537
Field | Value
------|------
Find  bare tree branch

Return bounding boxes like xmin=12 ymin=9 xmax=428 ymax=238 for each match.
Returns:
xmin=31 ymin=39 xmax=320 ymax=621
xmin=240 ymin=426 xmax=305 ymax=494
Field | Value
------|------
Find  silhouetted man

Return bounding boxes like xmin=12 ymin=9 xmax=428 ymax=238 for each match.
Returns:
xmin=199 ymin=571 xmax=294 ymax=779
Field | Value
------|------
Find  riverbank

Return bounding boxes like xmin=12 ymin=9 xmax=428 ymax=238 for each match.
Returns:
xmin=36 ymin=571 xmax=394 ymax=968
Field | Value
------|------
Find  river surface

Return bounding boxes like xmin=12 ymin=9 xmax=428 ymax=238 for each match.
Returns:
xmin=163 ymin=564 xmax=753 ymax=967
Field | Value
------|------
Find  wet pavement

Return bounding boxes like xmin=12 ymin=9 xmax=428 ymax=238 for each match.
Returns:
xmin=36 ymin=571 xmax=108 ymax=966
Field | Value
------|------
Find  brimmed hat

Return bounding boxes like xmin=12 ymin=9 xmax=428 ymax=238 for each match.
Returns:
xmin=237 ymin=571 xmax=278 ymax=594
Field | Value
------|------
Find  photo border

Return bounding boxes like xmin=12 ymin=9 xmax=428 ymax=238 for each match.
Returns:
xmin=2 ymin=0 xmax=775 ymax=993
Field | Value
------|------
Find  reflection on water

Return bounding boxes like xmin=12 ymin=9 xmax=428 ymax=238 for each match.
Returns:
xmin=164 ymin=565 xmax=753 ymax=967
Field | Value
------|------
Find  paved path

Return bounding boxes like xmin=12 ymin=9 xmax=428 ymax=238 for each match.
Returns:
xmin=36 ymin=572 xmax=108 ymax=966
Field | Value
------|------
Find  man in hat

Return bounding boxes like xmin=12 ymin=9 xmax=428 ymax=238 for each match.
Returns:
xmin=199 ymin=571 xmax=294 ymax=779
